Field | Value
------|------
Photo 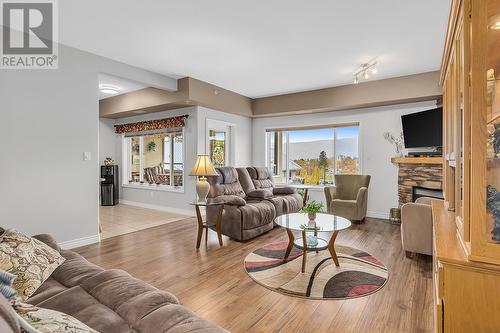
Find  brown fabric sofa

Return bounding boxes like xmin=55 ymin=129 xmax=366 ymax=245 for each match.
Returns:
xmin=0 ymin=234 xmax=227 ymax=333
xmin=206 ymin=167 xmax=303 ymax=241
xmin=324 ymin=174 xmax=371 ymax=223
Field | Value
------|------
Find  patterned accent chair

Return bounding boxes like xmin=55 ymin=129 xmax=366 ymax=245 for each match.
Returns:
xmin=144 ymin=165 xmax=169 ymax=184
xmin=324 ymin=174 xmax=371 ymax=223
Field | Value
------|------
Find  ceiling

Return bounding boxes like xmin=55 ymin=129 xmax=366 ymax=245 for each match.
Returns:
xmin=98 ymin=73 xmax=147 ymax=100
xmin=61 ymin=0 xmax=451 ymax=98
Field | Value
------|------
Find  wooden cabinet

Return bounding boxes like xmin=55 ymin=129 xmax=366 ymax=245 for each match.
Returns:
xmin=441 ymin=0 xmax=500 ymax=267
xmin=437 ymin=0 xmax=500 ymax=331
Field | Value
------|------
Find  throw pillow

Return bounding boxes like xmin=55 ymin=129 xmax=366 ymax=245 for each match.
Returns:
xmin=13 ymin=301 xmax=98 ymax=333
xmin=0 ymin=230 xmax=65 ymax=300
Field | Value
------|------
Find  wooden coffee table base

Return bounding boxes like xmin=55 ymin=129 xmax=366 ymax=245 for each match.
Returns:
xmin=284 ymin=229 xmax=341 ymax=273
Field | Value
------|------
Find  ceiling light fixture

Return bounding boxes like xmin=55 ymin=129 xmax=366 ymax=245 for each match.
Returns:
xmin=491 ymin=21 xmax=500 ymax=30
xmin=353 ymin=58 xmax=378 ymax=84
xmin=99 ymin=84 xmax=120 ymax=95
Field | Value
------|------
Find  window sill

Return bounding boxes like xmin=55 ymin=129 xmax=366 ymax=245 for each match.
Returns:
xmin=122 ymin=184 xmax=184 ymax=193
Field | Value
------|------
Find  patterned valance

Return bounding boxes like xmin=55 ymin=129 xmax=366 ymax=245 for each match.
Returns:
xmin=114 ymin=115 xmax=187 ymax=134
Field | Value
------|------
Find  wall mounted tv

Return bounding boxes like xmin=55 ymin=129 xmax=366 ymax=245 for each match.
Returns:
xmin=401 ymin=108 xmax=443 ymax=148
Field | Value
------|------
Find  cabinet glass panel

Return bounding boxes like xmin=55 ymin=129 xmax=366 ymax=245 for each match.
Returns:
xmin=486 ymin=0 xmax=500 ymax=243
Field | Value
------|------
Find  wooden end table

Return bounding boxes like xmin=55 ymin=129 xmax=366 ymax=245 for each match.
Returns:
xmin=190 ymin=201 xmax=224 ymax=249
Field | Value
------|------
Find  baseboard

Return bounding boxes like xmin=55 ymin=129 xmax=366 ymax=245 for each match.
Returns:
xmin=367 ymin=210 xmax=390 ymax=220
xmin=59 ymin=234 xmax=100 ymax=250
xmin=120 ymin=200 xmax=194 ymax=217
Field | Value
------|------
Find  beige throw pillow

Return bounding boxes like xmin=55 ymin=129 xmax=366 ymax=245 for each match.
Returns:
xmin=13 ymin=301 xmax=98 ymax=333
xmin=0 ymin=230 xmax=65 ymax=300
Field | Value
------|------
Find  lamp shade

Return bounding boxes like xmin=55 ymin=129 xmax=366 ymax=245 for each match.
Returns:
xmin=189 ymin=155 xmax=218 ymax=176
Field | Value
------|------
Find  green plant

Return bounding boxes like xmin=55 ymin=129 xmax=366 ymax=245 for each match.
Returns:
xmin=147 ymin=141 xmax=157 ymax=152
xmin=300 ymin=200 xmax=324 ymax=214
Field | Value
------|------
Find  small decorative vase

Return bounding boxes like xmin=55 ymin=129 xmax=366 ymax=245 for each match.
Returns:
xmin=306 ymin=235 xmax=318 ymax=247
xmin=308 ymin=212 xmax=317 ymax=221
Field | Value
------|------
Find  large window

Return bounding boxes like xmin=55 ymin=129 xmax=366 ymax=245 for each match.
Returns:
xmin=124 ymin=131 xmax=184 ymax=188
xmin=266 ymin=124 xmax=360 ymax=185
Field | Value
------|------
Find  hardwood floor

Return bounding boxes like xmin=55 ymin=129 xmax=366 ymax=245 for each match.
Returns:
xmin=76 ymin=217 xmax=433 ymax=333
xmin=99 ymin=204 xmax=189 ymax=239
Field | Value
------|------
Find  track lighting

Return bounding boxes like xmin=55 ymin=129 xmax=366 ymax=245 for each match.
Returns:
xmin=353 ymin=58 xmax=378 ymax=85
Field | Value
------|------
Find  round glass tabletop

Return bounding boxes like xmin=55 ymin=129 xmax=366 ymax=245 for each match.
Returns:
xmin=275 ymin=213 xmax=351 ymax=232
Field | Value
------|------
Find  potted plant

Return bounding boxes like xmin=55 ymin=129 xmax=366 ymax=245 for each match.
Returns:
xmin=300 ymin=200 xmax=324 ymax=222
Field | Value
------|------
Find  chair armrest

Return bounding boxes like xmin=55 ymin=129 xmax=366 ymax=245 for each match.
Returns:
xmin=355 ymin=187 xmax=368 ymax=204
xmin=401 ymin=202 xmax=433 ymax=255
xmin=324 ymin=186 xmax=337 ymax=212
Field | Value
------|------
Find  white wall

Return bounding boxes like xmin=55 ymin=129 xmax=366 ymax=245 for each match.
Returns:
xmin=99 ymin=118 xmax=118 ymax=165
xmin=252 ymin=101 xmax=438 ymax=219
xmin=0 ymin=44 xmax=176 ymax=247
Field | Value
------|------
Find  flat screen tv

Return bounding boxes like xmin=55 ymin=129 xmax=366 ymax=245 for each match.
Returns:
xmin=401 ymin=108 xmax=443 ymax=148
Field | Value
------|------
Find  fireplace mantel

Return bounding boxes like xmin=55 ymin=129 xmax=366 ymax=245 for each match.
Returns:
xmin=390 ymin=157 xmax=443 ymax=165
xmin=391 ymin=156 xmax=443 ymax=206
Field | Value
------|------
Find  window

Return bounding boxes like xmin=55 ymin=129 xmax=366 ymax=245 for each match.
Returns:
xmin=124 ymin=131 xmax=184 ymax=188
xmin=266 ymin=124 xmax=360 ymax=185
xmin=209 ymin=130 xmax=226 ymax=167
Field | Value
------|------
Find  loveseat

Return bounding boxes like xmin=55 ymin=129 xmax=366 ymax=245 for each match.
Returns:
xmin=0 ymin=234 xmax=227 ymax=333
xmin=206 ymin=167 xmax=303 ymax=241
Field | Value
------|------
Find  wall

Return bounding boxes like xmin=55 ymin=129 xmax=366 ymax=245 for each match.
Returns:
xmin=0 ymin=44 xmax=176 ymax=248
xmin=99 ymin=118 xmax=117 ymax=165
xmin=112 ymin=105 xmax=253 ymax=213
xmin=252 ymin=100 xmax=438 ymax=218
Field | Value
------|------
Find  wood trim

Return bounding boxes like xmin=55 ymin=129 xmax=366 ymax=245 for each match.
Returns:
xmin=390 ymin=157 xmax=443 ymax=165
xmin=440 ymin=0 xmax=464 ymax=86
xmin=265 ymin=122 xmax=360 ymax=132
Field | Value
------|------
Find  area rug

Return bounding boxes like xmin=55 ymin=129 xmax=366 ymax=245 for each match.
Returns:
xmin=244 ymin=241 xmax=388 ymax=300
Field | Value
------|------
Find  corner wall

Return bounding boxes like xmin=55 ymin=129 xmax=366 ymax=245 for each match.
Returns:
xmin=0 ymin=44 xmax=176 ymax=247
xmin=252 ymin=100 xmax=438 ymax=218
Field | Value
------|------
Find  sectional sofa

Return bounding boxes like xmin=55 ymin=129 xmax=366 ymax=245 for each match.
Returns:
xmin=206 ymin=167 xmax=303 ymax=241
xmin=0 ymin=234 xmax=227 ymax=333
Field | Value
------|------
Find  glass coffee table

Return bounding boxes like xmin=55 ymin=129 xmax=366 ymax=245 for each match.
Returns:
xmin=275 ymin=213 xmax=352 ymax=273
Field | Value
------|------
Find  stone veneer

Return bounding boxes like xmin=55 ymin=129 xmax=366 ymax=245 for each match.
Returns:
xmin=397 ymin=163 xmax=443 ymax=206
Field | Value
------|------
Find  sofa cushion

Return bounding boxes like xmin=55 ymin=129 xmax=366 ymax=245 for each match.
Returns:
xmin=236 ymin=168 xmax=255 ymax=194
xmin=0 ymin=230 xmax=65 ymax=300
xmin=246 ymin=167 xmax=274 ymax=190
xmin=35 ymin=286 xmax=134 ymax=333
xmin=240 ymin=201 xmax=276 ymax=230
xmin=208 ymin=167 xmax=246 ymax=198
xmin=246 ymin=189 xmax=273 ymax=199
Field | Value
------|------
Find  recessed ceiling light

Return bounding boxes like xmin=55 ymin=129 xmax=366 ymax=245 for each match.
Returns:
xmin=100 ymin=89 xmax=119 ymax=95
xmin=371 ymin=68 xmax=378 ymax=74
xmin=99 ymin=84 xmax=120 ymax=95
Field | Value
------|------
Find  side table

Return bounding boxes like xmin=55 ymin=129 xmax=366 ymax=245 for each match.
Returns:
xmin=190 ymin=201 xmax=224 ymax=249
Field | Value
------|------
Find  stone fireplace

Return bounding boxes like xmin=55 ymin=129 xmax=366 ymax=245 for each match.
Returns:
xmin=391 ymin=157 xmax=443 ymax=207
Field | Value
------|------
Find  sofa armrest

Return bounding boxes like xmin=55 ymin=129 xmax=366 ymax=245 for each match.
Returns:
xmin=324 ymin=186 xmax=337 ymax=212
xmin=246 ymin=189 xmax=273 ymax=199
xmin=32 ymin=234 xmax=60 ymax=252
xmin=401 ymin=203 xmax=433 ymax=255
xmin=273 ymin=187 xmax=297 ymax=195
xmin=209 ymin=195 xmax=246 ymax=206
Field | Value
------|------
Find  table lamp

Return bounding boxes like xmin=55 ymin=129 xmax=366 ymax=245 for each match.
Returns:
xmin=189 ymin=155 xmax=218 ymax=202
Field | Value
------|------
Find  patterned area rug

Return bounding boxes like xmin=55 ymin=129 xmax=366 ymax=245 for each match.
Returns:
xmin=244 ymin=241 xmax=388 ymax=300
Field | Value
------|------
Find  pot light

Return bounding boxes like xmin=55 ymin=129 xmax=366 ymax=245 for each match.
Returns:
xmin=99 ymin=84 xmax=120 ymax=95
xmin=371 ymin=68 xmax=378 ymax=74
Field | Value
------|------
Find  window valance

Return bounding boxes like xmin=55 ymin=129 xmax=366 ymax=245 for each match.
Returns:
xmin=114 ymin=115 xmax=188 ymax=134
